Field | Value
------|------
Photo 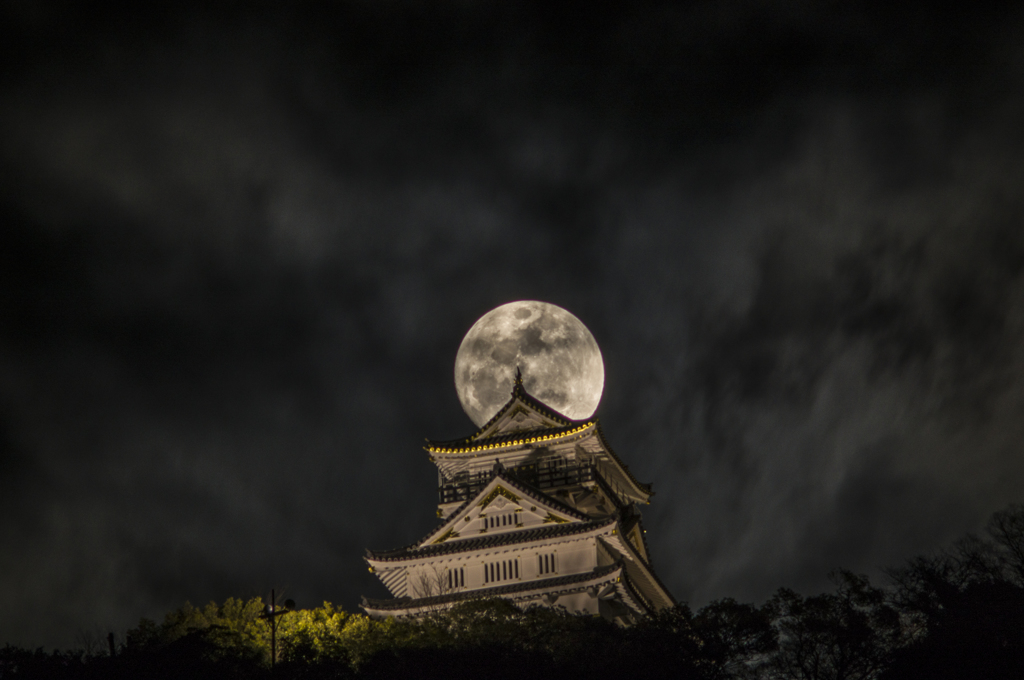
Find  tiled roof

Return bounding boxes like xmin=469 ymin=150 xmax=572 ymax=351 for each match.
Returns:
xmin=606 ymin=522 xmax=676 ymax=608
xmin=404 ymin=469 xmax=593 ymax=550
xmin=623 ymin=513 xmax=655 ymax=568
xmin=618 ymin=513 xmax=648 ymax=565
xmin=425 ymin=372 xmax=578 ymax=450
xmin=427 ymin=420 xmax=596 ymax=453
xmin=361 ymin=563 xmax=623 ymax=612
xmin=486 ymin=469 xmax=592 ymax=520
xmin=423 ymin=380 xmax=653 ymax=498
xmin=615 ymin=568 xmax=655 ymax=616
xmin=366 ymin=517 xmax=616 ymax=563
xmin=474 ymin=370 xmax=575 ymax=434
xmin=592 ymin=422 xmax=653 ymax=496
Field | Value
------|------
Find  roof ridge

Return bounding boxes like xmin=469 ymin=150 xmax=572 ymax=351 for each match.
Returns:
xmin=616 ymin=566 xmax=656 ymax=616
xmin=426 ymin=420 xmax=597 ymax=450
xmin=507 ymin=381 xmax=575 ymax=428
xmin=366 ymin=517 xmax=616 ymax=562
xmin=426 ymin=379 xmax=579 ymax=449
xmin=493 ymin=468 xmax=591 ymax=521
xmin=377 ymin=469 xmax=593 ymax=559
xmin=361 ymin=563 xmax=624 ymax=611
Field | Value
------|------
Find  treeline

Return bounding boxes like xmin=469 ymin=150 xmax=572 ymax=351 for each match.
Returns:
xmin=3 ymin=504 xmax=1023 ymax=680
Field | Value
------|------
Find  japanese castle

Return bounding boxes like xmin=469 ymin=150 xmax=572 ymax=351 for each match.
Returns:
xmin=361 ymin=370 xmax=674 ymax=624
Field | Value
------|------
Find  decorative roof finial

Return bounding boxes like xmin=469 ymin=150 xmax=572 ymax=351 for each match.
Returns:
xmin=514 ymin=366 xmax=524 ymax=387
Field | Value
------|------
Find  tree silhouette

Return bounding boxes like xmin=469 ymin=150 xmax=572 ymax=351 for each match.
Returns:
xmin=760 ymin=571 xmax=902 ymax=680
xmin=882 ymin=504 xmax=1024 ymax=680
xmin=5 ymin=504 xmax=1024 ymax=680
xmin=692 ymin=598 xmax=777 ymax=679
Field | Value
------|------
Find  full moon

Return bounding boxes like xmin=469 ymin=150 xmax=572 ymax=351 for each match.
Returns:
xmin=454 ymin=301 xmax=604 ymax=427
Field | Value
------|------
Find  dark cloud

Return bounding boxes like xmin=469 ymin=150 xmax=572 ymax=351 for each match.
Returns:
xmin=2 ymin=0 xmax=1024 ymax=649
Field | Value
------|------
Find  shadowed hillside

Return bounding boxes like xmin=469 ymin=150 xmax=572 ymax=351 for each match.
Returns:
xmin=3 ymin=504 xmax=1022 ymax=680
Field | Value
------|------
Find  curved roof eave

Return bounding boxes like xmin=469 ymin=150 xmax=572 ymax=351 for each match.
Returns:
xmin=424 ymin=375 xmax=586 ymax=450
xmin=366 ymin=516 xmax=617 ymax=564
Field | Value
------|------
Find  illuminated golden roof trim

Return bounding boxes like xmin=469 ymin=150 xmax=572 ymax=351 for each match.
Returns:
xmin=432 ymin=528 xmax=459 ymax=544
xmin=426 ymin=422 xmax=594 ymax=455
xmin=478 ymin=485 xmax=520 ymax=508
xmin=410 ymin=470 xmax=593 ymax=549
xmin=467 ymin=376 xmax=572 ymax=441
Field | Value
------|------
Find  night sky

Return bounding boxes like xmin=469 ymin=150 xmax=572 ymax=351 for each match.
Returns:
xmin=3 ymin=2 xmax=1024 ymax=650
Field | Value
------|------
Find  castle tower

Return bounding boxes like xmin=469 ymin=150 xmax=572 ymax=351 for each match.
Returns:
xmin=361 ymin=370 xmax=674 ymax=624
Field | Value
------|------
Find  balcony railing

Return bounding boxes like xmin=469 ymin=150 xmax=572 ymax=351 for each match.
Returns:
xmin=438 ymin=461 xmax=595 ymax=505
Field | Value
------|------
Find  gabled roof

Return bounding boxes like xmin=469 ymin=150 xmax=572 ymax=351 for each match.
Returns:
xmin=427 ymin=420 xmax=596 ymax=454
xmin=417 ymin=470 xmax=591 ymax=546
xmin=366 ymin=517 xmax=616 ymax=564
xmin=424 ymin=376 xmax=653 ymax=500
xmin=427 ymin=369 xmax=577 ymax=449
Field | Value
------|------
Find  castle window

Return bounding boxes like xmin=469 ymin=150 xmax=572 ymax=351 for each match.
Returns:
xmin=447 ymin=567 xmax=465 ymax=589
xmin=485 ymin=513 xmax=517 ymax=529
xmin=538 ymin=552 xmax=557 ymax=575
xmin=483 ymin=559 xmax=520 ymax=584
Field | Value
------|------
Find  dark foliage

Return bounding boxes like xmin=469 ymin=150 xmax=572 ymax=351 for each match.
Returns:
xmin=881 ymin=504 xmax=1024 ymax=680
xmin=692 ymin=598 xmax=777 ymax=679
xmin=762 ymin=572 xmax=902 ymax=680
xmin=3 ymin=504 xmax=1024 ymax=680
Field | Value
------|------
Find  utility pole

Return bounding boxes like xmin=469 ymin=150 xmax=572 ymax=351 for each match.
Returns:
xmin=260 ymin=589 xmax=295 ymax=672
